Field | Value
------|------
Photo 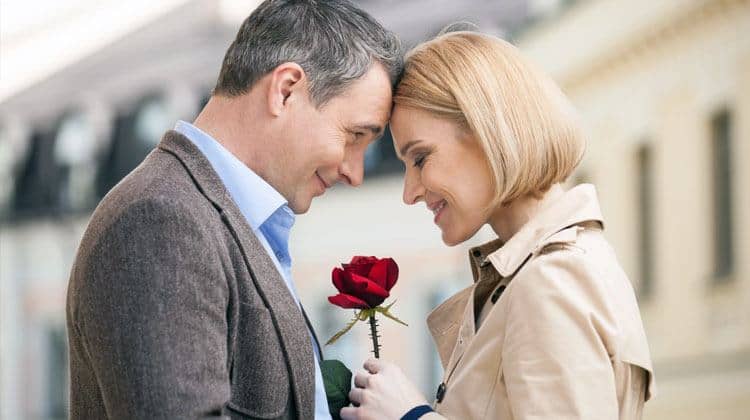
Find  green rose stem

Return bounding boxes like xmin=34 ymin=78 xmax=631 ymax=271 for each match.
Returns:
xmin=368 ymin=313 xmax=381 ymax=358
xmin=325 ymin=303 xmax=407 ymax=348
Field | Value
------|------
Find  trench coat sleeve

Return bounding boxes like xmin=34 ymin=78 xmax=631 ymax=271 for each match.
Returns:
xmin=501 ymin=250 xmax=620 ymax=420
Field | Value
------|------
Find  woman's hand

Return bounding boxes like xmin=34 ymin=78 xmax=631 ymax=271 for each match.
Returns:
xmin=340 ymin=358 xmax=428 ymax=420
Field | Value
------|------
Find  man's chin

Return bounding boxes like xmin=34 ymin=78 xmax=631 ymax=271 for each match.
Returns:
xmin=288 ymin=197 xmax=313 ymax=215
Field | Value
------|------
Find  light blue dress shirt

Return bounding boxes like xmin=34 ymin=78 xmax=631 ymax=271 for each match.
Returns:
xmin=175 ymin=121 xmax=331 ymax=420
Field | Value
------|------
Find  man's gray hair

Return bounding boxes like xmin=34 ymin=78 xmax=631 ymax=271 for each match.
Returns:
xmin=214 ymin=0 xmax=403 ymax=107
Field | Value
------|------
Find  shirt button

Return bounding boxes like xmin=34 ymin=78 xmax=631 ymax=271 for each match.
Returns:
xmin=436 ymin=382 xmax=447 ymax=403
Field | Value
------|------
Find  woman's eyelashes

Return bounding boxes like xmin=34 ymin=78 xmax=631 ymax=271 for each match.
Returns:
xmin=412 ymin=148 xmax=433 ymax=168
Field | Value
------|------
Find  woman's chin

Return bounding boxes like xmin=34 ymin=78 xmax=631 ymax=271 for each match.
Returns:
xmin=441 ymin=230 xmax=466 ymax=247
xmin=440 ymin=223 xmax=483 ymax=247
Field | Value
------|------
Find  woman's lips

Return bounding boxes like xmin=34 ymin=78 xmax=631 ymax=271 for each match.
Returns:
xmin=431 ymin=200 xmax=447 ymax=224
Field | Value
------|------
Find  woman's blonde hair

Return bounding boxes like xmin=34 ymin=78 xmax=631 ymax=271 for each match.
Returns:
xmin=394 ymin=31 xmax=585 ymax=205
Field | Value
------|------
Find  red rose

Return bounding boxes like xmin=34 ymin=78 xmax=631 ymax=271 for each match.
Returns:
xmin=328 ymin=256 xmax=399 ymax=309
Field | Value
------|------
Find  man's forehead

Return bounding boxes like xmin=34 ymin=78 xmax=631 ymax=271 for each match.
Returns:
xmin=340 ymin=65 xmax=392 ymax=102
xmin=338 ymin=98 xmax=391 ymax=128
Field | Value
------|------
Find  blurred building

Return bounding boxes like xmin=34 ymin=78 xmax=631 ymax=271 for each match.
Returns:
xmin=514 ymin=0 xmax=750 ymax=418
xmin=0 ymin=0 xmax=528 ymax=418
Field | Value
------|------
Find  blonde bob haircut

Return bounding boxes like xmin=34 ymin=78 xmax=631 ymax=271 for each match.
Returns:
xmin=394 ymin=31 xmax=585 ymax=206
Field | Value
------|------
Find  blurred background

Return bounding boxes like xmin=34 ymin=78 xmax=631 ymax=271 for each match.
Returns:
xmin=1 ymin=0 xmax=748 ymax=418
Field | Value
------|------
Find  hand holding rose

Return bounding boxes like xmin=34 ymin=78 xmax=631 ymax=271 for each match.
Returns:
xmin=340 ymin=358 xmax=429 ymax=420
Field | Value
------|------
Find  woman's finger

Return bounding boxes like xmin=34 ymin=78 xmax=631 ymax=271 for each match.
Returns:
xmin=353 ymin=369 xmax=370 ymax=388
xmin=339 ymin=406 xmax=358 ymax=420
xmin=349 ymin=387 xmax=366 ymax=405
xmin=363 ymin=357 xmax=383 ymax=374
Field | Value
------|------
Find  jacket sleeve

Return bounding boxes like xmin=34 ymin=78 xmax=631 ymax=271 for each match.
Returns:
xmin=501 ymin=250 xmax=620 ymax=420
xmin=70 ymin=198 xmax=231 ymax=419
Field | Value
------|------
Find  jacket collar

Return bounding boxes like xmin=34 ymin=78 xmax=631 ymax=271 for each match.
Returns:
xmin=157 ymin=131 xmax=316 ymax=420
xmin=428 ymin=185 xmax=605 ymax=372
xmin=469 ymin=184 xmax=604 ymax=279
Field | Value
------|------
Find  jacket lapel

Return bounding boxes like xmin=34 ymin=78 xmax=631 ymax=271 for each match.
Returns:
xmin=158 ymin=131 xmax=315 ymax=420
xmin=301 ymin=305 xmax=323 ymax=362
xmin=427 ymin=286 xmax=473 ymax=370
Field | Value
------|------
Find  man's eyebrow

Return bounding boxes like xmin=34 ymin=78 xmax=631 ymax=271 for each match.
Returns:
xmin=398 ymin=140 xmax=422 ymax=158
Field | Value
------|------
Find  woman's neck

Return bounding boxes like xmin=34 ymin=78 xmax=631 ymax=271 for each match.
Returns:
xmin=489 ymin=184 xmax=565 ymax=242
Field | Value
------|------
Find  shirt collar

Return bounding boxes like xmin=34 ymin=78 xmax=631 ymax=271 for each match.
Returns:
xmin=468 ymin=184 xmax=604 ymax=279
xmin=174 ymin=120 xmax=290 ymax=231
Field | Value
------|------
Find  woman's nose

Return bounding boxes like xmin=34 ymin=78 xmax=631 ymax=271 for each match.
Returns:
xmin=402 ymin=172 xmax=424 ymax=205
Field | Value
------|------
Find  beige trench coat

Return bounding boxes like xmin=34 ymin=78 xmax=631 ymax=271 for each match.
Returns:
xmin=423 ymin=185 xmax=654 ymax=420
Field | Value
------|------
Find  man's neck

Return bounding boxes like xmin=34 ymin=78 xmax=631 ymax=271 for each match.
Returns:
xmin=193 ymin=95 xmax=271 ymax=174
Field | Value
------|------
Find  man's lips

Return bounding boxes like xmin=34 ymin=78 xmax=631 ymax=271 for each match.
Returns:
xmin=316 ymin=172 xmax=331 ymax=189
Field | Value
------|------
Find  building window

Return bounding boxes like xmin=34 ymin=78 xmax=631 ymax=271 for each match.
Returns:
xmin=13 ymin=111 xmax=100 ymax=216
xmin=636 ymin=143 xmax=654 ymax=297
xmin=97 ymin=94 xmax=173 ymax=197
xmin=710 ymin=109 xmax=734 ymax=281
xmin=12 ymin=130 xmax=58 ymax=216
xmin=53 ymin=111 xmax=100 ymax=211
xmin=133 ymin=96 xmax=172 ymax=148
xmin=0 ymin=123 xmax=30 ymax=217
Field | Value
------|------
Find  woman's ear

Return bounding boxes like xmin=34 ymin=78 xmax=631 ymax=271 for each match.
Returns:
xmin=267 ymin=62 xmax=306 ymax=117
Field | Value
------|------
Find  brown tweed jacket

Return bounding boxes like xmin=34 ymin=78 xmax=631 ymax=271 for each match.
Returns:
xmin=66 ymin=131 xmax=315 ymax=419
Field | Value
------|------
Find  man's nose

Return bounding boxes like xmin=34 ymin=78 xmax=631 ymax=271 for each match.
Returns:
xmin=338 ymin=150 xmax=365 ymax=187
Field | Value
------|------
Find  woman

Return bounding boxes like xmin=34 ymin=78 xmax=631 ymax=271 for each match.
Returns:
xmin=341 ymin=31 xmax=654 ymax=420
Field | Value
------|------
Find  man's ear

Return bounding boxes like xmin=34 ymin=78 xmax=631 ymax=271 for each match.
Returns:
xmin=267 ymin=62 xmax=306 ymax=117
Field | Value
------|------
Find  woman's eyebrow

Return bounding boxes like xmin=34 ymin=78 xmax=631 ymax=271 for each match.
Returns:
xmin=398 ymin=139 xmax=423 ymax=158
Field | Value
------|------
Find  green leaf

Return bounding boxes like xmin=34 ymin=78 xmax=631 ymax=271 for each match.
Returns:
xmin=375 ymin=304 xmax=409 ymax=327
xmin=321 ymin=359 xmax=353 ymax=420
xmin=325 ymin=315 xmax=359 ymax=346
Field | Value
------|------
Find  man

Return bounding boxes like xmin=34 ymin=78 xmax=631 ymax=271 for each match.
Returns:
xmin=65 ymin=1 xmax=402 ymax=418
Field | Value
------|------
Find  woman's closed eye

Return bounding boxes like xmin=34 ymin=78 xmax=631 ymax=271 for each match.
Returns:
xmin=413 ymin=151 xmax=431 ymax=168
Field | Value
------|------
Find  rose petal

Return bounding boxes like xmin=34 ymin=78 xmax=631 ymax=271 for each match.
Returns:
xmin=366 ymin=258 xmax=399 ymax=291
xmin=367 ymin=259 xmax=386 ymax=290
xmin=328 ymin=293 xmax=370 ymax=309
xmin=343 ymin=256 xmax=378 ymax=277
xmin=332 ymin=268 xmax=348 ymax=293
xmin=383 ymin=258 xmax=399 ymax=291
xmin=344 ymin=264 xmax=372 ymax=277
xmin=347 ymin=272 xmax=390 ymax=307
xmin=333 ymin=269 xmax=363 ymax=295
xmin=350 ymin=256 xmax=378 ymax=265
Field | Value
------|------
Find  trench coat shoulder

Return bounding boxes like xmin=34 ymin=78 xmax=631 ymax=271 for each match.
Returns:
xmin=504 ymin=224 xmax=655 ymax=401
